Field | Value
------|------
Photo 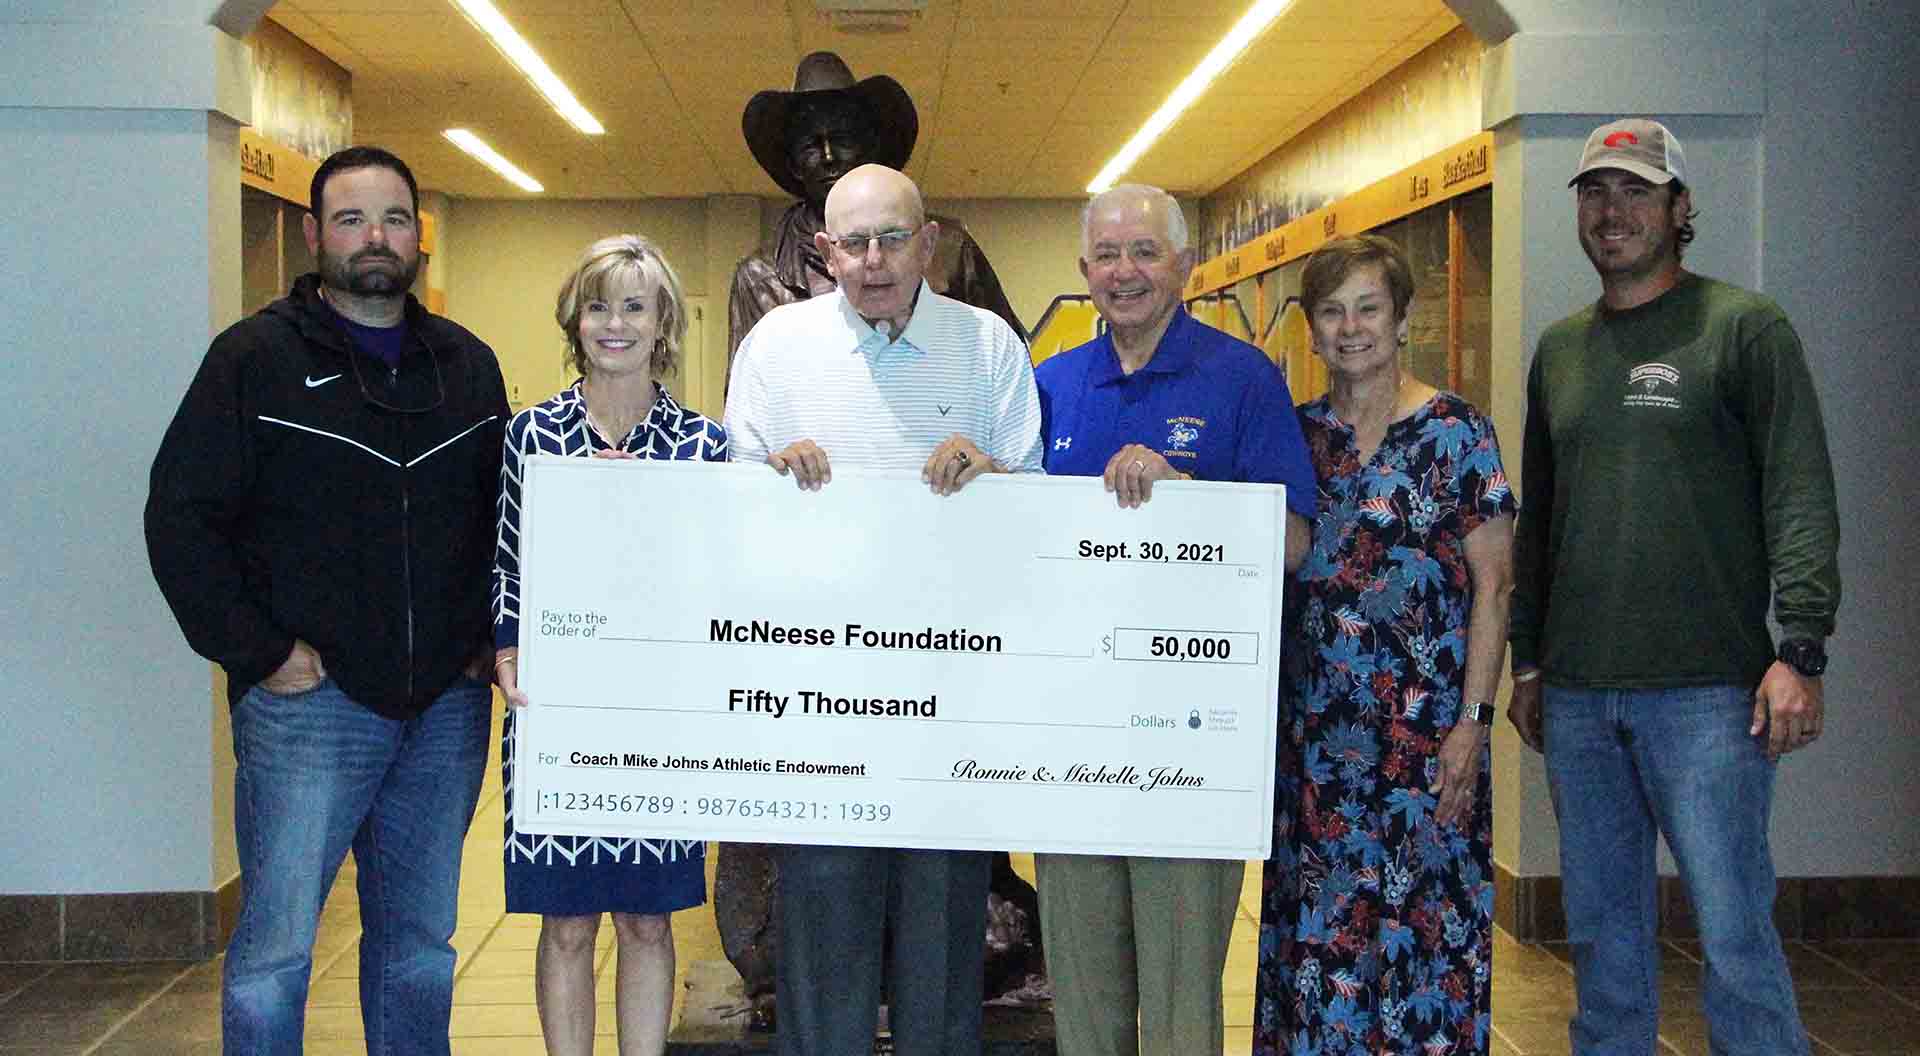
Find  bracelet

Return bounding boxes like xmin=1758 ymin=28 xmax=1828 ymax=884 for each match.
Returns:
xmin=1512 ymin=667 xmax=1541 ymax=683
xmin=493 ymin=654 xmax=518 ymax=669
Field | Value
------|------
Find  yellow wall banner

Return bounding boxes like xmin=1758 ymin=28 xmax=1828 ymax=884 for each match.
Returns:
xmin=1187 ymin=132 xmax=1493 ymax=299
xmin=239 ymin=128 xmax=318 ymax=208
xmin=246 ymin=16 xmax=352 ymax=163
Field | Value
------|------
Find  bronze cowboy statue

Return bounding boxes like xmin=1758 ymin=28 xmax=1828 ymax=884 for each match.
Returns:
xmin=727 ymin=51 xmax=1027 ymax=350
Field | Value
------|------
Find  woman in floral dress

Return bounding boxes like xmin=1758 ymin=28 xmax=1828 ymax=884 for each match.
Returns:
xmin=1255 ymin=235 xmax=1515 ymax=1055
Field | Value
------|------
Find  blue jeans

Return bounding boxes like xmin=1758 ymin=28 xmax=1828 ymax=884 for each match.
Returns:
xmin=223 ymin=677 xmax=491 ymax=1056
xmin=1543 ymin=684 xmax=1808 ymax=1055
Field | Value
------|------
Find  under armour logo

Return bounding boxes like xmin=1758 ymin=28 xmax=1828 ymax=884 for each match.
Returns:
xmin=305 ymin=374 xmax=343 ymax=388
xmin=1053 ymin=437 xmax=1072 ymax=450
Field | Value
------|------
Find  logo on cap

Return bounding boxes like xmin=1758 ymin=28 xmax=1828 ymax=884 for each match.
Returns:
xmin=1604 ymin=131 xmax=1640 ymax=148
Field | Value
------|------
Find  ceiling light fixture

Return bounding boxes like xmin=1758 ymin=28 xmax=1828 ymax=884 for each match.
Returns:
xmin=444 ymin=129 xmax=545 ymax=193
xmin=1086 ymin=0 xmax=1294 ymax=194
xmin=448 ymin=0 xmax=604 ymax=135
xmin=813 ymin=0 xmax=927 ymax=33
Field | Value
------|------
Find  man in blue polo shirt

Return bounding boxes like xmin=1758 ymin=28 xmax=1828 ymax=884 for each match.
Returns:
xmin=1032 ymin=183 xmax=1313 ymax=1056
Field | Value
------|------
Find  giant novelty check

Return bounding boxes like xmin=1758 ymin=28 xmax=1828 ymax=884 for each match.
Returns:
xmin=511 ymin=456 xmax=1287 ymax=859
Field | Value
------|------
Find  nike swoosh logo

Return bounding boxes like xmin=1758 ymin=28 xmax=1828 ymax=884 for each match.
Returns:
xmin=305 ymin=374 xmax=343 ymax=388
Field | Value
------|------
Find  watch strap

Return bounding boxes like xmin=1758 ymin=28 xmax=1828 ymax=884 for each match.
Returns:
xmin=1777 ymin=637 xmax=1828 ymax=678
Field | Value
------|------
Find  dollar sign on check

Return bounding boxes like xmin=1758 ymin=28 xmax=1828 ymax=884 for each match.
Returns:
xmin=1101 ymin=634 xmax=1112 ymax=654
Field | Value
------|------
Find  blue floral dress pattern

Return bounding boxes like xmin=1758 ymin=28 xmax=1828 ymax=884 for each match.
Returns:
xmin=1255 ymin=392 xmax=1514 ymax=1055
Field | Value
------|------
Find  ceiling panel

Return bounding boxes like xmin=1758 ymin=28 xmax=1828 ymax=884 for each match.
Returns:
xmin=370 ymin=132 xmax=532 ymax=198
xmin=547 ymin=56 xmax=676 ymax=109
xmin=954 ymin=16 xmax=1114 ymax=43
xmin=956 ymin=0 xmax=1126 ymax=15
xmin=267 ymin=0 xmax=1459 ymax=199
xmin=920 ymin=142 xmax=1035 ymax=198
xmin=1034 ymin=118 xmax=1140 ymax=191
xmin=927 ymin=90 xmax=1063 ymax=136
xmin=943 ymin=36 xmax=1108 ymax=78
xmin=302 ymin=12 xmax=478 ymax=67
xmin=1209 ymin=48 xmax=1368 ymax=95
xmin=261 ymin=7 xmax=355 ymax=63
xmin=496 ymin=12 xmax=630 ymax=41
xmin=619 ymin=13 xmax=800 ymax=37
xmin=346 ymin=74 xmax=426 ymax=131
xmin=290 ymin=0 xmax=461 ymax=14
xmin=613 ymin=0 xmax=791 ymax=14
xmin=956 ymin=0 xmax=1121 ymax=12
xmin=368 ymin=74 xmax=539 ymax=131
xmin=1103 ymin=14 xmax=1263 ymax=44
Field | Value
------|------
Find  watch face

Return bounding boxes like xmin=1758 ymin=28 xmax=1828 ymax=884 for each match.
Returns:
xmin=1466 ymin=701 xmax=1494 ymax=724
xmin=1779 ymin=639 xmax=1828 ymax=677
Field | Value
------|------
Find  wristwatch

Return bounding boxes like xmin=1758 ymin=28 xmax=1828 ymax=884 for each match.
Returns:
xmin=1777 ymin=638 xmax=1828 ymax=678
xmin=1463 ymin=699 xmax=1495 ymax=725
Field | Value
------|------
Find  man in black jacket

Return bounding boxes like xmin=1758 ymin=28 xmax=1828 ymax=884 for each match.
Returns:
xmin=146 ymin=146 xmax=508 ymax=1056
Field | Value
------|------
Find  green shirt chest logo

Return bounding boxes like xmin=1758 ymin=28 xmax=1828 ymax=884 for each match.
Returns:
xmin=1623 ymin=362 xmax=1683 ymax=411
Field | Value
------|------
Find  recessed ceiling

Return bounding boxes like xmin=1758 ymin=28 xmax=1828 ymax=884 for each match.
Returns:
xmin=268 ymin=0 xmax=1459 ymax=199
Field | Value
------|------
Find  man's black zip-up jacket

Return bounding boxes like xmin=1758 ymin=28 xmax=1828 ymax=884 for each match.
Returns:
xmin=146 ymin=274 xmax=509 ymax=719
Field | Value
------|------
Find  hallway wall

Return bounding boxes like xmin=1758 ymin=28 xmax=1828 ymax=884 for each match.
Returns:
xmin=0 ymin=1 xmax=250 ymax=908
xmin=1756 ymin=0 xmax=1920 ymax=875
xmin=1478 ymin=0 xmax=1920 ymax=892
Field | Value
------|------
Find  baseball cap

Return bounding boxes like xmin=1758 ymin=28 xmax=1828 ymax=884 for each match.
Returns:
xmin=1569 ymin=118 xmax=1686 ymax=186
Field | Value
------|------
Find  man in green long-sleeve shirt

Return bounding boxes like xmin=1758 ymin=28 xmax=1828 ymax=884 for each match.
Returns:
xmin=1508 ymin=119 xmax=1838 ymax=1055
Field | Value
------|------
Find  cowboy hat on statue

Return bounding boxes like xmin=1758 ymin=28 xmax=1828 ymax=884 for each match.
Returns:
xmin=726 ymin=51 xmax=1026 ymax=348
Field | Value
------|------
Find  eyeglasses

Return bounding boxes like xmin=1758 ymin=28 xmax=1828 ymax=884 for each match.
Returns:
xmin=319 ymin=289 xmax=446 ymax=414
xmin=347 ymin=337 xmax=447 ymax=415
xmin=823 ymin=228 xmax=920 ymax=257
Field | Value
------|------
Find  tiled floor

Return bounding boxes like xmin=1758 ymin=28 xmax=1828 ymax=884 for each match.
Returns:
xmin=2 ymin=701 xmax=1916 ymax=1055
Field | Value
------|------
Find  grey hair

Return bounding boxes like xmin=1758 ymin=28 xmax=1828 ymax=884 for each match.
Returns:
xmin=1081 ymin=184 xmax=1189 ymax=256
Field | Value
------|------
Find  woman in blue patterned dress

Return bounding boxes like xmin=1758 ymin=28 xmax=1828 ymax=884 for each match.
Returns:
xmin=1255 ymin=235 xmax=1515 ymax=1055
xmin=492 ymin=235 xmax=726 ymax=1056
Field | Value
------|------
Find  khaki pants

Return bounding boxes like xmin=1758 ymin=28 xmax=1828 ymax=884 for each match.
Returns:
xmin=1035 ymin=854 xmax=1242 ymax=1056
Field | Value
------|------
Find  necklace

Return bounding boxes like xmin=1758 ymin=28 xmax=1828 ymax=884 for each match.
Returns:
xmin=584 ymin=406 xmax=626 ymax=447
xmin=580 ymin=379 xmax=654 ymax=449
xmin=1337 ymin=371 xmax=1405 ymax=433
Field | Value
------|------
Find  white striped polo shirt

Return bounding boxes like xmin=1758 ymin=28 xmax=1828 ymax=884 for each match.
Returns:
xmin=723 ymin=281 xmax=1043 ymax=473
